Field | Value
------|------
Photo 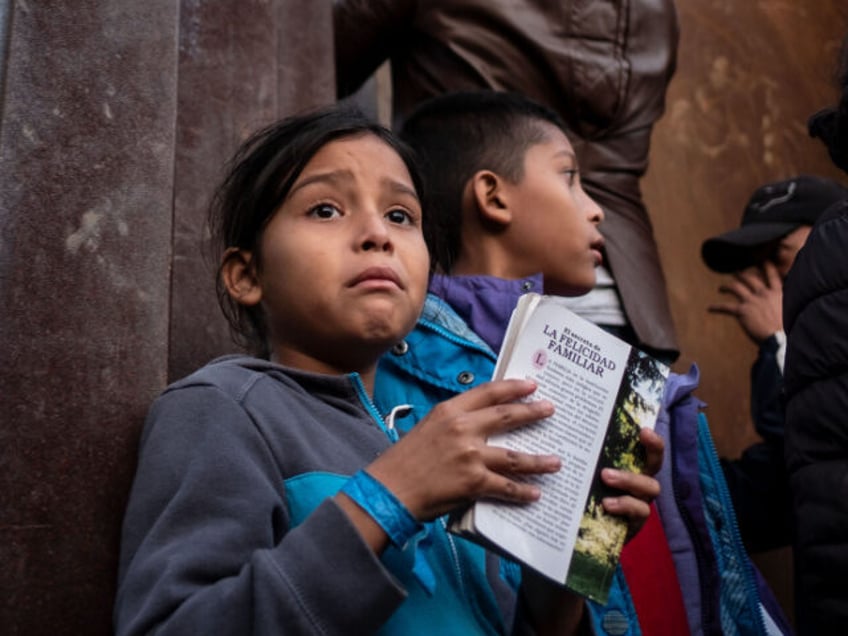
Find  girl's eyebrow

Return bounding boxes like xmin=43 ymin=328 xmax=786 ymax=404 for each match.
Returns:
xmin=290 ymin=170 xmax=419 ymax=202
xmin=385 ymin=178 xmax=420 ymax=202
xmin=288 ymin=169 xmax=352 ymax=196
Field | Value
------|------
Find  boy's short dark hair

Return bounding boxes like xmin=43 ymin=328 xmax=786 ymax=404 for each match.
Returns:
xmin=399 ymin=90 xmax=567 ymax=272
xmin=208 ymin=105 xmax=422 ymax=356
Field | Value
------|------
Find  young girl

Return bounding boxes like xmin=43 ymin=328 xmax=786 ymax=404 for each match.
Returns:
xmin=113 ymin=105 xmax=655 ymax=635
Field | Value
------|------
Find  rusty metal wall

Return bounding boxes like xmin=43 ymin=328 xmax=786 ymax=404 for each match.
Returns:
xmin=644 ymin=1 xmax=848 ymax=624
xmin=0 ymin=1 xmax=333 ymax=633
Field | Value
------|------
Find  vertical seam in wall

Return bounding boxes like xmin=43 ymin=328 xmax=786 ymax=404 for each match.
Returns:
xmin=0 ymin=0 xmax=16 ymax=148
xmin=166 ymin=0 xmax=182 ymax=384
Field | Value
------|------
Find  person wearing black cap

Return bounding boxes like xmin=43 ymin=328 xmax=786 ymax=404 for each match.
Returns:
xmin=701 ymin=175 xmax=848 ymax=554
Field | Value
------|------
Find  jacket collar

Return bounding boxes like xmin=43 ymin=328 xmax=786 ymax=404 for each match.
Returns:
xmin=428 ymin=273 xmax=543 ymax=353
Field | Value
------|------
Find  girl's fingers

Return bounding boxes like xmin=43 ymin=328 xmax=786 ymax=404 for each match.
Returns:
xmin=473 ymin=399 xmax=555 ymax=436
xmin=482 ymin=473 xmax=544 ymax=504
xmin=480 ymin=445 xmax=561 ymax=476
xmin=445 ymin=378 xmax=540 ymax=412
xmin=429 ymin=389 xmax=554 ymax=438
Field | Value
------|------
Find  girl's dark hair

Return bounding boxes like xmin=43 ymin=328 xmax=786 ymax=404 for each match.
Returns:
xmin=208 ymin=104 xmax=423 ymax=356
xmin=398 ymin=90 xmax=567 ymax=273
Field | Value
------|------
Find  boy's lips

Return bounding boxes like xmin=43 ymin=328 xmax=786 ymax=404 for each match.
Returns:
xmin=591 ymin=237 xmax=605 ymax=265
xmin=347 ymin=266 xmax=404 ymax=289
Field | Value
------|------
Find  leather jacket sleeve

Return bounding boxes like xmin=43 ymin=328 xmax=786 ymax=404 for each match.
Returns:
xmin=333 ymin=0 xmax=681 ymax=356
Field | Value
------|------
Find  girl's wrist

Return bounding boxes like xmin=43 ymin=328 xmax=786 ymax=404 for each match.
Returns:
xmin=340 ymin=469 xmax=423 ymax=548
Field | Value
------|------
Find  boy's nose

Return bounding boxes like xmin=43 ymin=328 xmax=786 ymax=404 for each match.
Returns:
xmin=586 ymin=194 xmax=604 ymax=224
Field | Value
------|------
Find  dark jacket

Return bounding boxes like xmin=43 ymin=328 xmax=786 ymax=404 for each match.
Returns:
xmin=783 ymin=199 xmax=848 ymax=634
xmin=114 ymin=357 xmax=522 ymax=635
xmin=334 ymin=0 xmax=680 ymax=359
xmin=720 ymin=335 xmax=792 ymax=553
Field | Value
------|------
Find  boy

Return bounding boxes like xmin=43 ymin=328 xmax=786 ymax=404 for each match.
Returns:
xmin=376 ymin=91 xmax=791 ymax=635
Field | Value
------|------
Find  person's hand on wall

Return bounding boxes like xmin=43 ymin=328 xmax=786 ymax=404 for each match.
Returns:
xmin=708 ymin=261 xmax=783 ymax=344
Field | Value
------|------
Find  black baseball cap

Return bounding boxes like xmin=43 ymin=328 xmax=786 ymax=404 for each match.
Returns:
xmin=701 ymin=175 xmax=848 ymax=273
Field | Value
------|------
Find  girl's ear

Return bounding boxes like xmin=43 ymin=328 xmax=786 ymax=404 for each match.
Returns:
xmin=221 ymin=248 xmax=263 ymax=306
xmin=470 ymin=170 xmax=512 ymax=228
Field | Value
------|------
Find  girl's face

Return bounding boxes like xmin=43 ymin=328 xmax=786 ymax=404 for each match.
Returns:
xmin=249 ymin=133 xmax=429 ymax=376
xmin=500 ymin=124 xmax=605 ymax=296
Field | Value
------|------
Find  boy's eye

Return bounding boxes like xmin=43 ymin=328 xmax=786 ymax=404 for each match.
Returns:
xmin=386 ymin=208 xmax=414 ymax=225
xmin=308 ymin=203 xmax=342 ymax=219
xmin=562 ymin=169 xmax=578 ymax=186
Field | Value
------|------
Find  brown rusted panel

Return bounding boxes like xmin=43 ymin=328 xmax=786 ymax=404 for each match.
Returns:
xmin=0 ymin=1 xmax=179 ymax=633
xmin=0 ymin=0 xmax=333 ymax=633
xmin=168 ymin=0 xmax=335 ymax=382
xmin=276 ymin=1 xmax=336 ymax=114
xmin=168 ymin=0 xmax=279 ymax=382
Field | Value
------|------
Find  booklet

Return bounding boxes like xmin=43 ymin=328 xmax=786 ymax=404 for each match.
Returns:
xmin=448 ymin=293 xmax=669 ymax=604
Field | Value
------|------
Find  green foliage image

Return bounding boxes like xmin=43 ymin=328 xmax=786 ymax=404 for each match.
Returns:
xmin=565 ymin=349 xmax=667 ymax=603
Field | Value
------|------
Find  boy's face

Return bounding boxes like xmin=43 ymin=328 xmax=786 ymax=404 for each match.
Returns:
xmin=501 ymin=124 xmax=605 ymax=296
xmin=253 ymin=134 xmax=429 ymax=374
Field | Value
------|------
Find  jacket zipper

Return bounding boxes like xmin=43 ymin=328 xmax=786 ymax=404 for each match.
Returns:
xmin=697 ymin=412 xmax=769 ymax=635
xmin=670 ymin=400 xmax=720 ymax=636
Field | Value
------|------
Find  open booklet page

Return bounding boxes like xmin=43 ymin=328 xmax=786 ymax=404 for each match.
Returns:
xmin=450 ymin=293 xmax=669 ymax=603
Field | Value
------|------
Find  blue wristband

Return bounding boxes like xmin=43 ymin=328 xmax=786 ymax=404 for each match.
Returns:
xmin=341 ymin=470 xmax=436 ymax=595
xmin=341 ymin=470 xmax=422 ymax=548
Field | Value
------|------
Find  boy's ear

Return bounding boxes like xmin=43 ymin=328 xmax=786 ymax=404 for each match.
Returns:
xmin=470 ymin=170 xmax=512 ymax=228
xmin=220 ymin=247 xmax=263 ymax=307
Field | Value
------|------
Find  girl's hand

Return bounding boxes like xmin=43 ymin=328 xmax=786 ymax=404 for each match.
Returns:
xmin=599 ymin=427 xmax=664 ymax=540
xmin=366 ymin=379 xmax=561 ymax=521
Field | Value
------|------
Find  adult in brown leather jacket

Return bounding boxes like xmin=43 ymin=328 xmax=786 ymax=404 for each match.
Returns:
xmin=335 ymin=0 xmax=681 ymax=361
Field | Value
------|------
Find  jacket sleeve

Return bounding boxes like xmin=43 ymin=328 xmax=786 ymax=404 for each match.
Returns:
xmin=333 ymin=0 xmax=416 ymax=98
xmin=114 ymin=383 xmax=406 ymax=636
xmin=750 ymin=334 xmax=785 ymax=443
xmin=720 ymin=443 xmax=791 ymax=553
xmin=718 ymin=337 xmax=791 ymax=552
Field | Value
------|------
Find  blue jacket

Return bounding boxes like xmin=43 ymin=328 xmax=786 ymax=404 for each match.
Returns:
xmin=377 ymin=294 xmax=792 ymax=635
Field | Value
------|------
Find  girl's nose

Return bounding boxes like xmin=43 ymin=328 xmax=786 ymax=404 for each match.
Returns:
xmin=358 ymin=211 xmax=393 ymax=252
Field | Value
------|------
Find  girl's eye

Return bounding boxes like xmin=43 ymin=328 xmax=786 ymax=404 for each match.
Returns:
xmin=386 ymin=208 xmax=414 ymax=225
xmin=563 ymin=169 xmax=578 ymax=186
xmin=308 ymin=203 xmax=342 ymax=219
